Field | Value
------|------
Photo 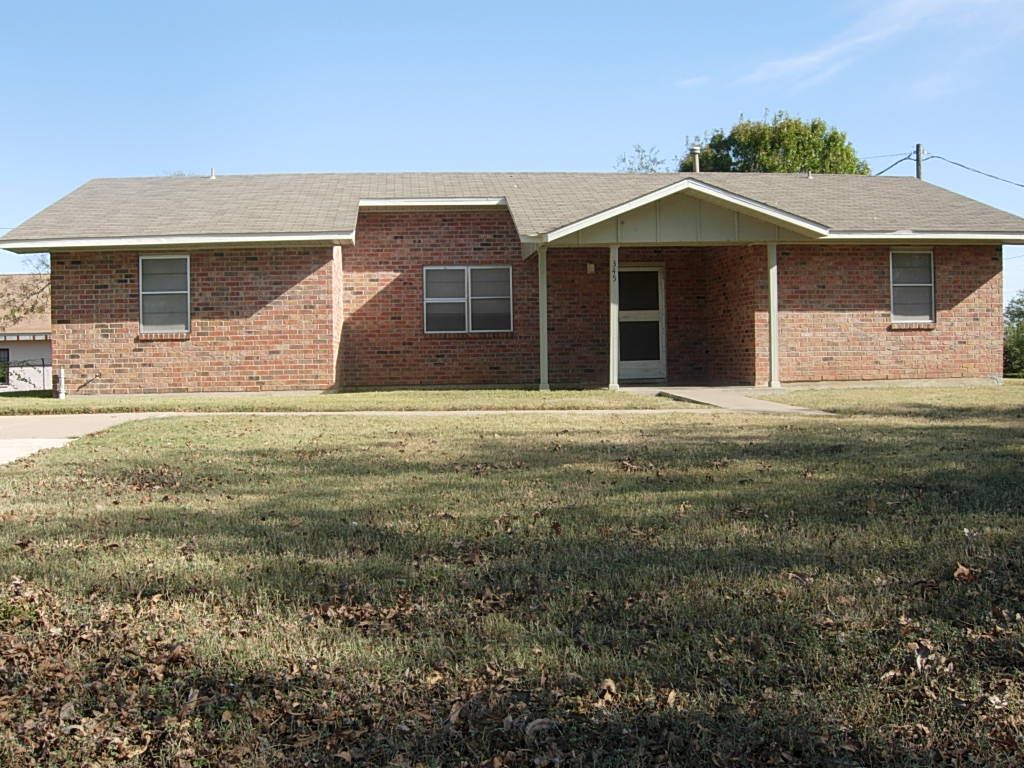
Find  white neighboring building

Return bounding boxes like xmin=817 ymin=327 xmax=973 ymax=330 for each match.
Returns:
xmin=0 ymin=274 xmax=51 ymax=392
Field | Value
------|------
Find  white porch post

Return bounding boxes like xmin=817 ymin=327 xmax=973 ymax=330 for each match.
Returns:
xmin=609 ymin=245 xmax=620 ymax=390
xmin=767 ymin=242 xmax=781 ymax=388
xmin=538 ymin=245 xmax=549 ymax=390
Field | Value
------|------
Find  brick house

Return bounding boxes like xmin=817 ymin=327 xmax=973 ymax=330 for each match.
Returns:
xmin=1 ymin=172 xmax=1022 ymax=395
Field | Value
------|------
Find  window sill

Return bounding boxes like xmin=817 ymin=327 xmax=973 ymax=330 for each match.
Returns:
xmin=137 ymin=331 xmax=190 ymax=342
xmin=424 ymin=330 xmax=514 ymax=338
xmin=888 ymin=322 xmax=936 ymax=331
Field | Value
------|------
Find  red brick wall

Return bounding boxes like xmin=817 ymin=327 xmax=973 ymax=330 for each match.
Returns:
xmin=778 ymin=244 xmax=1003 ymax=382
xmin=48 ymin=238 xmax=1003 ymax=395
xmin=50 ymin=248 xmax=336 ymax=394
xmin=339 ymin=210 xmax=538 ymax=387
xmin=546 ymin=246 xmax=716 ymax=386
xmin=705 ymin=245 xmax=769 ymax=385
xmin=547 ymin=248 xmax=609 ymax=386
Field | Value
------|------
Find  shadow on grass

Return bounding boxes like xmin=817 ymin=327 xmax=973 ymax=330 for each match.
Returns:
xmin=5 ymin=609 xmax=1008 ymax=766
xmin=2 ymin=413 xmax=1023 ymax=765
xmin=0 ymin=389 xmax=52 ymax=399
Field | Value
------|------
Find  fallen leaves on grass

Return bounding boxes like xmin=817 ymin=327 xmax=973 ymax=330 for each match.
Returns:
xmin=303 ymin=593 xmax=423 ymax=636
xmin=954 ymin=562 xmax=980 ymax=583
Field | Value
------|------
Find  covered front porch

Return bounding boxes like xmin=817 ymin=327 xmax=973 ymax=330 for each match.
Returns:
xmin=529 ymin=179 xmax=810 ymax=390
xmin=537 ymin=244 xmax=780 ymax=389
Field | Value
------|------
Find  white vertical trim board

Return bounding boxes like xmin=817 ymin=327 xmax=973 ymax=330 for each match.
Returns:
xmin=608 ymin=245 xmax=620 ymax=390
xmin=537 ymin=246 xmax=549 ymax=390
xmin=767 ymin=243 xmax=780 ymax=388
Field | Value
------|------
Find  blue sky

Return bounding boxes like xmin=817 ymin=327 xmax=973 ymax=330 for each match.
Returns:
xmin=1 ymin=0 xmax=1022 ymax=304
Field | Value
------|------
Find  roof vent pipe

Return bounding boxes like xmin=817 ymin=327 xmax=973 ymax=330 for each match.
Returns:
xmin=690 ymin=144 xmax=701 ymax=173
xmin=210 ymin=167 xmax=217 ymax=180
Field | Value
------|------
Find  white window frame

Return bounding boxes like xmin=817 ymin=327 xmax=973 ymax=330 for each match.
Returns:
xmin=890 ymin=250 xmax=935 ymax=324
xmin=423 ymin=265 xmax=513 ymax=334
xmin=139 ymin=254 xmax=191 ymax=333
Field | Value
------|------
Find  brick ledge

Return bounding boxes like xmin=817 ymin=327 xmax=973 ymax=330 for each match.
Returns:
xmin=137 ymin=332 xmax=190 ymax=342
xmin=888 ymin=322 xmax=936 ymax=331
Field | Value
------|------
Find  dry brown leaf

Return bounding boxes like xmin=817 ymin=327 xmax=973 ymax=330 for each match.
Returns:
xmin=178 ymin=687 xmax=199 ymax=719
xmin=953 ymin=563 xmax=979 ymax=583
xmin=525 ymin=717 xmax=556 ymax=744
xmin=601 ymin=678 xmax=617 ymax=696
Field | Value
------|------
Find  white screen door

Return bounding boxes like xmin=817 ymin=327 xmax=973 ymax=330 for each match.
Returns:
xmin=618 ymin=267 xmax=666 ymax=381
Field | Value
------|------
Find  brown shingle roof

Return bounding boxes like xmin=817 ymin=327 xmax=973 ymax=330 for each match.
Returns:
xmin=0 ymin=274 xmax=50 ymax=334
xmin=2 ymin=172 xmax=1023 ymax=246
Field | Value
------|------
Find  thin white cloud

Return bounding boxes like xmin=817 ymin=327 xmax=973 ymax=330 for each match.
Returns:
xmin=675 ymin=75 xmax=710 ymax=89
xmin=738 ymin=0 xmax=1001 ymax=86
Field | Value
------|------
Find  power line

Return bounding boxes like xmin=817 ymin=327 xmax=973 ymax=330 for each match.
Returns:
xmin=924 ymin=154 xmax=1024 ymax=189
xmin=863 ymin=151 xmax=915 ymax=160
xmin=873 ymin=153 xmax=915 ymax=176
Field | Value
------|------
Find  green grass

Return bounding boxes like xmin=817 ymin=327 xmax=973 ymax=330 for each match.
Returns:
xmin=0 ymin=388 xmax=689 ymax=414
xmin=0 ymin=392 xmax=1022 ymax=765
xmin=760 ymin=378 xmax=1023 ymax=420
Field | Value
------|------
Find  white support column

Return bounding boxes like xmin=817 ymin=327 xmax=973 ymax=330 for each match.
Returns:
xmin=609 ymin=245 xmax=620 ymax=390
xmin=538 ymin=245 xmax=549 ymax=391
xmin=767 ymin=242 xmax=781 ymax=388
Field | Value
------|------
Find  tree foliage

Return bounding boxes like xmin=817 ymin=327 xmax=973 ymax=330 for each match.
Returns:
xmin=677 ymin=111 xmax=870 ymax=174
xmin=1005 ymin=289 xmax=1024 ymax=375
xmin=0 ymin=254 xmax=50 ymax=329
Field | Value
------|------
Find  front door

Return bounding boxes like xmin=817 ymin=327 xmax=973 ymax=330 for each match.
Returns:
xmin=618 ymin=267 xmax=667 ymax=381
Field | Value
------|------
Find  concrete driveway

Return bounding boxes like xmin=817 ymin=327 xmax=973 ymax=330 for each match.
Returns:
xmin=0 ymin=413 xmax=155 ymax=465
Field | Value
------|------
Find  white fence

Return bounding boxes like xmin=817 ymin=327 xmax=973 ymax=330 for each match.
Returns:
xmin=0 ymin=358 xmax=53 ymax=392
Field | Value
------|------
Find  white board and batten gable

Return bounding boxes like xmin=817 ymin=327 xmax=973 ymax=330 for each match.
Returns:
xmin=548 ymin=190 xmax=814 ymax=247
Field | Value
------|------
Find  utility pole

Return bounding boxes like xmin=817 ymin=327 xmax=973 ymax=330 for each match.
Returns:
xmin=915 ymin=144 xmax=923 ymax=180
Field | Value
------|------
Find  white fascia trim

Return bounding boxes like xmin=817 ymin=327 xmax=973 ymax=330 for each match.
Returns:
xmin=0 ymin=332 xmax=50 ymax=341
xmin=823 ymin=231 xmax=1024 ymax=243
xmin=359 ymin=197 xmax=507 ymax=208
xmin=541 ymin=178 xmax=831 ymax=242
xmin=0 ymin=231 xmax=356 ymax=253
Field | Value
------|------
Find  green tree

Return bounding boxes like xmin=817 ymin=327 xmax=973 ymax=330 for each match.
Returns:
xmin=677 ymin=111 xmax=870 ymax=174
xmin=1005 ymin=289 xmax=1024 ymax=376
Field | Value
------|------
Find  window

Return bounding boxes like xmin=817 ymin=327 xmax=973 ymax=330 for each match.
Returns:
xmin=0 ymin=349 xmax=8 ymax=385
xmin=140 ymin=255 xmax=190 ymax=332
xmin=890 ymin=251 xmax=934 ymax=323
xmin=424 ymin=266 xmax=512 ymax=333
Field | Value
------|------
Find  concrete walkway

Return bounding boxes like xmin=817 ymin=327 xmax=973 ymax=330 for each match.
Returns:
xmin=624 ymin=386 xmax=829 ymax=414
xmin=0 ymin=413 xmax=155 ymax=465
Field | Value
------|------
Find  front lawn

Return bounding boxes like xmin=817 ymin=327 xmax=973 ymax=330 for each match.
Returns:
xmin=760 ymin=378 xmax=1023 ymax=420
xmin=0 ymin=388 xmax=687 ymax=415
xmin=0 ymin=403 xmax=1021 ymax=765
